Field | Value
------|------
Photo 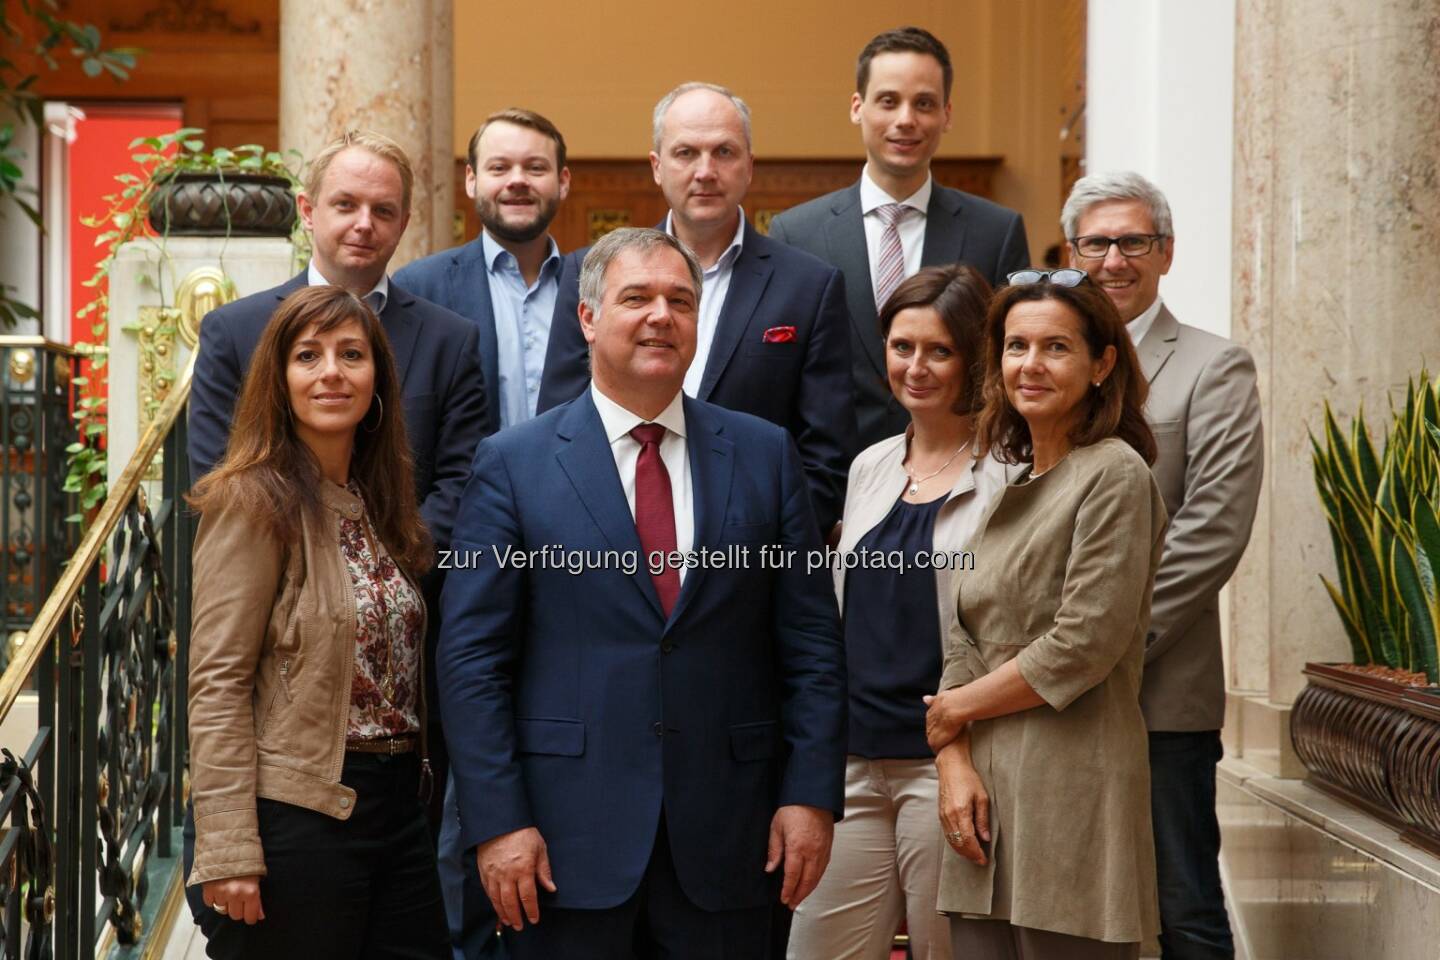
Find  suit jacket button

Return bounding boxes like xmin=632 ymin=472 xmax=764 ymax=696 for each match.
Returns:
xmin=662 ymin=641 xmax=674 ymax=653
xmin=652 ymin=722 xmax=663 ymax=737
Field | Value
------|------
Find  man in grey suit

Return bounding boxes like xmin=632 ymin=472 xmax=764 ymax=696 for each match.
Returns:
xmin=768 ymin=26 xmax=1030 ymax=453
xmin=1065 ymin=171 xmax=1263 ymax=960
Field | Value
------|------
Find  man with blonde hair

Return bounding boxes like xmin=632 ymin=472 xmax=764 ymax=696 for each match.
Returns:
xmin=191 ymin=128 xmax=487 ymax=541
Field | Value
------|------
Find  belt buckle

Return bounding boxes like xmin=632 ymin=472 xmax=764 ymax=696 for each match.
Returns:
xmin=387 ymin=737 xmax=403 ymax=756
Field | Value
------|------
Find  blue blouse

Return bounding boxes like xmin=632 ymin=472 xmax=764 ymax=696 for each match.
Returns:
xmin=842 ymin=494 xmax=947 ymax=759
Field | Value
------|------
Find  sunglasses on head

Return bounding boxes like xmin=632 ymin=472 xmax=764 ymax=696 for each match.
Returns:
xmin=1006 ymin=268 xmax=1090 ymax=288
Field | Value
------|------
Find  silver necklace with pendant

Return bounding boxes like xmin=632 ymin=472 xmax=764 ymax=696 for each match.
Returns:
xmin=905 ymin=442 xmax=969 ymax=496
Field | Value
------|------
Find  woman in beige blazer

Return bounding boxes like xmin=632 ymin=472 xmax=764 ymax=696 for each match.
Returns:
xmin=923 ymin=270 xmax=1168 ymax=959
xmin=788 ymin=266 xmax=1005 ymax=960
xmin=183 ymin=286 xmax=447 ymax=958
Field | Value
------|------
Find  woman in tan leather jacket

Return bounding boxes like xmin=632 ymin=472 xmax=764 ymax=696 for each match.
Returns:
xmin=181 ymin=284 xmax=448 ymax=958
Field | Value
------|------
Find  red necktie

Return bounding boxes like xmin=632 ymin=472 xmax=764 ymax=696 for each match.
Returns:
xmin=630 ymin=424 xmax=680 ymax=617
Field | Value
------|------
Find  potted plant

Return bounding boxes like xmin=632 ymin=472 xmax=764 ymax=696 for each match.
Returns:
xmin=138 ymin=128 xmax=298 ymax=236
xmin=65 ymin=129 xmax=305 ymax=525
xmin=1295 ymin=371 xmax=1440 ymax=851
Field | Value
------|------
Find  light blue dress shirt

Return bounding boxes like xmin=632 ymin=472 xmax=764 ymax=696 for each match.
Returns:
xmin=482 ymin=231 xmax=562 ymax=428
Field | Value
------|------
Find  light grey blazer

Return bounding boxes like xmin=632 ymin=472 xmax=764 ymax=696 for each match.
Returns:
xmin=1137 ymin=305 xmax=1264 ymax=731
xmin=835 ymin=433 xmax=1008 ymax=636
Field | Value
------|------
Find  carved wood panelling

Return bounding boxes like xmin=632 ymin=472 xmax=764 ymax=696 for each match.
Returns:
xmin=456 ymin=157 xmax=1007 ymax=254
xmin=38 ymin=0 xmax=279 ymax=151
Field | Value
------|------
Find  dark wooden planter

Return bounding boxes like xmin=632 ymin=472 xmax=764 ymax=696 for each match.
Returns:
xmin=147 ymin=172 xmax=295 ymax=237
xmin=1291 ymin=663 xmax=1440 ymax=853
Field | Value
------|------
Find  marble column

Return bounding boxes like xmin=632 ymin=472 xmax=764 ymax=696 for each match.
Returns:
xmin=279 ymin=0 xmax=455 ymax=269
xmin=1227 ymin=0 xmax=1440 ymax=767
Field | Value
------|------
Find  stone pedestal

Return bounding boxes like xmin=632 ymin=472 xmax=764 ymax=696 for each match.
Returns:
xmin=278 ymin=0 xmax=454 ymax=270
xmin=106 ymin=237 xmax=295 ymax=491
xmin=1227 ymin=0 xmax=1440 ymax=765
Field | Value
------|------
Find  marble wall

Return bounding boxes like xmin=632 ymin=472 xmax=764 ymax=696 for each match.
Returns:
xmin=278 ymin=0 xmax=454 ymax=270
xmin=1228 ymin=0 xmax=1440 ymax=707
xmin=1219 ymin=766 xmax=1440 ymax=959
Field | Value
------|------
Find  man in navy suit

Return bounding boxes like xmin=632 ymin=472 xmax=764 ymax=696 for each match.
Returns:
xmin=768 ymin=26 xmax=1030 ymax=452
xmin=537 ymin=83 xmax=854 ymax=534
xmin=188 ymin=128 xmax=487 ymax=550
xmin=439 ymin=228 xmax=846 ymax=959
xmin=396 ymin=108 xmax=578 ymax=438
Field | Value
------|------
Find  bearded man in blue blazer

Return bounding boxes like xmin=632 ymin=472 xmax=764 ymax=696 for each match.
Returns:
xmin=396 ymin=108 xmax=579 ymax=439
xmin=439 ymin=228 xmax=846 ymax=959
xmin=538 ymin=83 xmax=854 ymax=534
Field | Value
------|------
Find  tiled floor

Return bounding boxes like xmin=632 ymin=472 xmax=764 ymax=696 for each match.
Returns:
xmin=160 ymin=915 xmax=209 ymax=960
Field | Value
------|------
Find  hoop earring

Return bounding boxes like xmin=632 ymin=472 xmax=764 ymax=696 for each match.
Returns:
xmin=363 ymin=395 xmax=384 ymax=433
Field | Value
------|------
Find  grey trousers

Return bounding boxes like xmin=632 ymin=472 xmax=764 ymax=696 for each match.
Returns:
xmin=949 ymin=918 xmax=1140 ymax=960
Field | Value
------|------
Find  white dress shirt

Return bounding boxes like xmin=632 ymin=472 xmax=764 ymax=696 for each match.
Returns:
xmin=665 ymin=208 xmax=746 ymax=398
xmin=590 ymin=383 xmax=694 ymax=584
xmin=860 ymin=165 xmax=932 ymax=294
xmin=1126 ymin=296 xmax=1164 ymax=346
xmin=307 ymin=262 xmax=389 ymax=313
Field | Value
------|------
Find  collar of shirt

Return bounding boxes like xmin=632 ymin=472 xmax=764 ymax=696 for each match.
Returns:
xmin=481 ymin=231 xmax=562 ymax=290
xmin=663 ymin=207 xmax=746 ymax=276
xmin=307 ymin=262 xmax=390 ymax=313
xmin=860 ymin=164 xmax=933 ymax=216
xmin=590 ymin=383 xmax=688 ymax=445
xmin=1126 ymin=296 xmax=1164 ymax=346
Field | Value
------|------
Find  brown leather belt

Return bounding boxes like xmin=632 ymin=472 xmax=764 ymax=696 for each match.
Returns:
xmin=345 ymin=735 xmax=417 ymax=755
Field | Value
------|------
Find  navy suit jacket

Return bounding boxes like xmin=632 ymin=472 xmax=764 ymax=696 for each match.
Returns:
xmin=768 ymin=182 xmax=1030 ymax=452
xmin=437 ymin=393 xmax=846 ymax=912
xmin=394 ymin=236 xmax=581 ymax=438
xmin=536 ymin=222 xmax=855 ymax=533
xmin=186 ymin=271 xmax=489 ymax=551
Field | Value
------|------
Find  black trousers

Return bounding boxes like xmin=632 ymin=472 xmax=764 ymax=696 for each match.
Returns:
xmin=1149 ymin=730 xmax=1235 ymax=960
xmin=505 ymin=817 xmax=776 ymax=960
xmin=183 ymin=752 xmax=450 ymax=960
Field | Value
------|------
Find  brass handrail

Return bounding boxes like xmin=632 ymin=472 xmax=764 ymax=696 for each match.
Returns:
xmin=0 ymin=335 xmax=86 ymax=358
xmin=0 ymin=350 xmax=197 ymax=718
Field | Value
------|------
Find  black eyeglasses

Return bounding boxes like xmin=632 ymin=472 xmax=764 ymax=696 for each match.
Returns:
xmin=1069 ymin=234 xmax=1168 ymax=259
xmin=1006 ymin=268 xmax=1089 ymax=288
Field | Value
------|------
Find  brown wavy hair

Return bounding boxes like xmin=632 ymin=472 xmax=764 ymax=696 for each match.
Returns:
xmin=878 ymin=264 xmax=992 ymax=415
xmin=975 ymin=279 xmax=1156 ymax=466
xmin=187 ymin=285 xmax=432 ymax=574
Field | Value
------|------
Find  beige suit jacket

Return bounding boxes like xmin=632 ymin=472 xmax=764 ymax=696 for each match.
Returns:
xmin=1137 ymin=305 xmax=1264 ymax=731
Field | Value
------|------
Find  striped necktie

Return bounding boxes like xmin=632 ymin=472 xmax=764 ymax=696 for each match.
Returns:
xmin=873 ymin=202 xmax=911 ymax=310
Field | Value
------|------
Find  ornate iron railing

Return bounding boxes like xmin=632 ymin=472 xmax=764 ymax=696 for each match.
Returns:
xmin=1 ymin=338 xmax=81 ymax=663
xmin=0 ymin=354 xmax=196 ymax=959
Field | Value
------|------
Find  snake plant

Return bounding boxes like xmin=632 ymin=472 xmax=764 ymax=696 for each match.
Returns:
xmin=1312 ymin=372 xmax=1440 ymax=683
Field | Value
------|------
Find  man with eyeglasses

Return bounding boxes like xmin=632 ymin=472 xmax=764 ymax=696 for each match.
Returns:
xmin=1063 ymin=171 xmax=1262 ymax=960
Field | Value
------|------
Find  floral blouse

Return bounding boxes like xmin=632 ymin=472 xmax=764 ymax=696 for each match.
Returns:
xmin=339 ymin=487 xmax=423 ymax=739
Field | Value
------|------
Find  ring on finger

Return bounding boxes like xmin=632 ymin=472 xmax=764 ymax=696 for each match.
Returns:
xmin=213 ymin=903 xmax=229 ymax=915
xmin=946 ymin=830 xmax=966 ymax=844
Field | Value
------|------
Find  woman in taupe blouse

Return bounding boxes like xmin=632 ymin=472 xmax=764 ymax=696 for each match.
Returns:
xmin=183 ymin=286 xmax=447 ymax=958
xmin=923 ymin=269 xmax=1168 ymax=959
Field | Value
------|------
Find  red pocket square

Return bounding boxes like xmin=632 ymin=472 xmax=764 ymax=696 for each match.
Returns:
xmin=762 ymin=325 xmax=797 ymax=343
